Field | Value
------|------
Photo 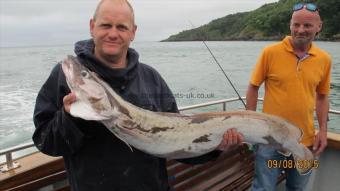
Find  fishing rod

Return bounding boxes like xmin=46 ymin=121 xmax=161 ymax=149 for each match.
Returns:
xmin=189 ymin=21 xmax=247 ymax=108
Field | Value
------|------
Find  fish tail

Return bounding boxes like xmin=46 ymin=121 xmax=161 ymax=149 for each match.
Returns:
xmin=293 ymin=144 xmax=315 ymax=175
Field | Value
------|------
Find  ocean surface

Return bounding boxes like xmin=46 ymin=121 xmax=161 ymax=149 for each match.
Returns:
xmin=0 ymin=41 xmax=339 ymax=153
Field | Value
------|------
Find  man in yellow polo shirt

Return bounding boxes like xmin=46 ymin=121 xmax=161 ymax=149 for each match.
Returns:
xmin=246 ymin=2 xmax=331 ymax=191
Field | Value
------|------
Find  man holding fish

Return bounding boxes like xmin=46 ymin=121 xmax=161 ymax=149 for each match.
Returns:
xmin=33 ymin=0 xmax=242 ymax=190
xmin=247 ymin=2 xmax=331 ymax=191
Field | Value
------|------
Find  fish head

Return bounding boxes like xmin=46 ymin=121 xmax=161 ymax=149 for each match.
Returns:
xmin=62 ymin=55 xmax=113 ymax=120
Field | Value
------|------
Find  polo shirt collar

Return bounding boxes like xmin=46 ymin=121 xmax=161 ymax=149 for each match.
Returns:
xmin=283 ymin=36 xmax=318 ymax=56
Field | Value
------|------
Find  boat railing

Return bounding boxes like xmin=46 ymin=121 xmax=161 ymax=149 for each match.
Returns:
xmin=0 ymin=142 xmax=35 ymax=172
xmin=1 ymin=97 xmax=339 ymax=173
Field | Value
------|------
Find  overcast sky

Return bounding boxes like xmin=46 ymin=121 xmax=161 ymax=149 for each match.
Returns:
xmin=0 ymin=0 xmax=278 ymax=47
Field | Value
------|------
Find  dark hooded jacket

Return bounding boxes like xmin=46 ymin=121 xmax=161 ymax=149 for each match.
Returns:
xmin=33 ymin=40 xmax=220 ymax=191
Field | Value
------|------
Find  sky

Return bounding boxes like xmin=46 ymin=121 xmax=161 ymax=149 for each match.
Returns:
xmin=0 ymin=0 xmax=278 ymax=47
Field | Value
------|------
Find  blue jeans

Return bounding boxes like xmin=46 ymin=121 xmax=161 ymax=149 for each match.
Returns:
xmin=251 ymin=145 xmax=312 ymax=191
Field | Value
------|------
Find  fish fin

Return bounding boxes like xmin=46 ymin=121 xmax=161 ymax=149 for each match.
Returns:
xmin=293 ymin=154 xmax=313 ymax=175
xmin=293 ymin=144 xmax=315 ymax=175
xmin=242 ymin=142 xmax=255 ymax=151
xmin=112 ymin=126 xmax=134 ymax=152
xmin=118 ymin=136 xmax=134 ymax=152
xmin=277 ymin=150 xmax=292 ymax=157
xmin=104 ymin=120 xmax=134 ymax=152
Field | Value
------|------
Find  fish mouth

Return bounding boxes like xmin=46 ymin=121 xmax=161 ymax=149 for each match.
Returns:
xmin=61 ymin=58 xmax=73 ymax=83
xmin=62 ymin=56 xmax=85 ymax=89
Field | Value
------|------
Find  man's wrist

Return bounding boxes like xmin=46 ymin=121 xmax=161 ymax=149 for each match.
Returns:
xmin=318 ymin=128 xmax=327 ymax=133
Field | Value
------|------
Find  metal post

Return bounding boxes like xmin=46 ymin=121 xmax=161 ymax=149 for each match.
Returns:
xmin=6 ymin=153 xmax=13 ymax=169
xmin=223 ymin=102 xmax=226 ymax=111
xmin=0 ymin=152 xmax=20 ymax=172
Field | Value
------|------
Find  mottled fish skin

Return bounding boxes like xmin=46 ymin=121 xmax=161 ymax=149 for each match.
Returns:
xmin=62 ymin=55 xmax=314 ymax=174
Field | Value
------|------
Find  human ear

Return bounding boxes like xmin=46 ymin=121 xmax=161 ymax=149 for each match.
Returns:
xmin=90 ymin=19 xmax=95 ymax=37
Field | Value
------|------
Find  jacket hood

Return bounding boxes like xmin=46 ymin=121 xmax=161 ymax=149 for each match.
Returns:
xmin=73 ymin=39 xmax=139 ymax=87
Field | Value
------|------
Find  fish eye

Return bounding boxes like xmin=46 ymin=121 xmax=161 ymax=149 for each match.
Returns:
xmin=81 ymin=70 xmax=89 ymax=78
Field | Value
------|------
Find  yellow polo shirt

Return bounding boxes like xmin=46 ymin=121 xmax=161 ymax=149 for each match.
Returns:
xmin=250 ymin=36 xmax=332 ymax=146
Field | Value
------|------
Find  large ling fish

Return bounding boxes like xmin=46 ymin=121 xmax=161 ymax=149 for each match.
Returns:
xmin=61 ymin=55 xmax=314 ymax=174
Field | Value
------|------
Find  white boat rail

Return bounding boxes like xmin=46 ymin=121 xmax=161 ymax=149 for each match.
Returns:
xmin=1 ymin=97 xmax=339 ymax=172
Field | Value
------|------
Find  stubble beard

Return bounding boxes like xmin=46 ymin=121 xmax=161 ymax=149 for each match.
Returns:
xmin=292 ymin=33 xmax=314 ymax=49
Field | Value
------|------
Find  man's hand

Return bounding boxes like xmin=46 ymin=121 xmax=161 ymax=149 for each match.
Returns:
xmin=63 ymin=93 xmax=77 ymax=113
xmin=218 ymin=128 xmax=244 ymax=151
xmin=313 ymin=130 xmax=327 ymax=156
xmin=314 ymin=93 xmax=329 ymax=156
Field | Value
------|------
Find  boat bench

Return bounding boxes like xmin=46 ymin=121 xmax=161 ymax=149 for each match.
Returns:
xmin=0 ymin=145 xmax=261 ymax=191
xmin=167 ymin=145 xmax=255 ymax=191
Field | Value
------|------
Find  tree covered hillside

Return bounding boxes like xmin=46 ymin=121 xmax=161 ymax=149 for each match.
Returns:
xmin=163 ymin=0 xmax=340 ymax=41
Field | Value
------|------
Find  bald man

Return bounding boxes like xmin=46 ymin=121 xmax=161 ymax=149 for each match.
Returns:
xmin=33 ymin=1 xmax=242 ymax=190
xmin=246 ymin=2 xmax=331 ymax=191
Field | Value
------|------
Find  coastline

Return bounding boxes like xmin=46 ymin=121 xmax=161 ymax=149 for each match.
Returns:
xmin=161 ymin=37 xmax=340 ymax=42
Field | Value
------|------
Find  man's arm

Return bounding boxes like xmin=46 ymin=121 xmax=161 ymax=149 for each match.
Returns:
xmin=246 ymin=84 xmax=260 ymax=111
xmin=313 ymin=93 xmax=329 ymax=156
